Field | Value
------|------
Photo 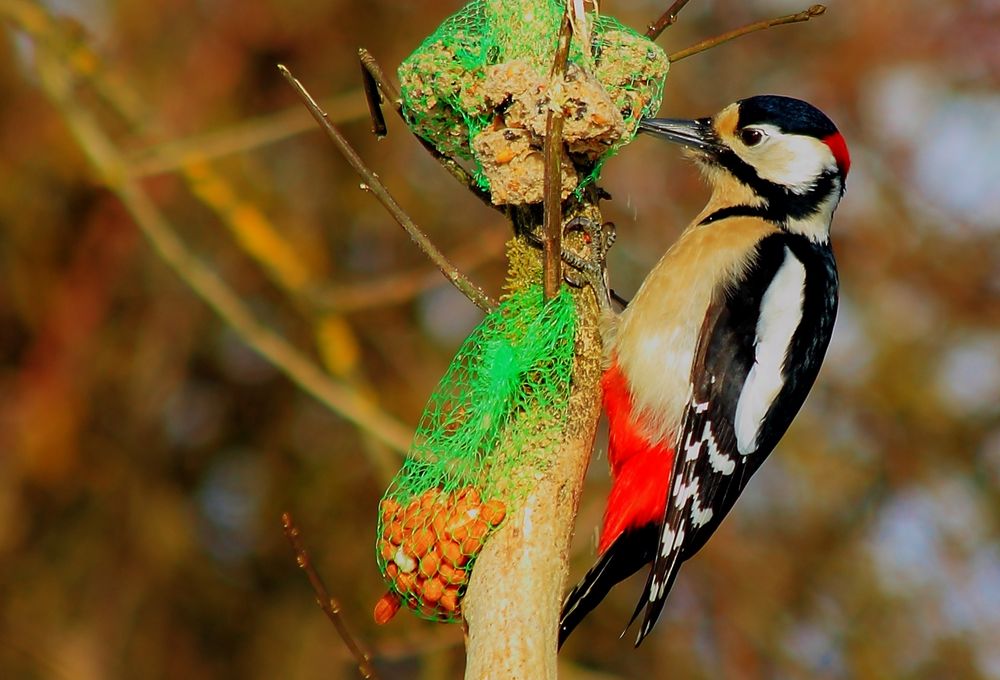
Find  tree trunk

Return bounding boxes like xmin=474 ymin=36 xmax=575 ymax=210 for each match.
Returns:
xmin=462 ymin=237 xmax=604 ymax=679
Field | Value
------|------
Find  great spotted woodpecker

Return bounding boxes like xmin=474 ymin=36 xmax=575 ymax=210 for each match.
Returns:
xmin=559 ymin=95 xmax=850 ymax=647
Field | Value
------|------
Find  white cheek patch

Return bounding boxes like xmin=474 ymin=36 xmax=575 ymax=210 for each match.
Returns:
xmin=735 ymin=127 xmax=837 ymax=194
xmin=734 ymin=248 xmax=807 ymax=455
xmin=786 ymin=180 xmax=841 ymax=243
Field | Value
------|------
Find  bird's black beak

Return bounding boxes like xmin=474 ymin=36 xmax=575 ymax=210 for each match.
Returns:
xmin=638 ymin=117 xmax=722 ymax=154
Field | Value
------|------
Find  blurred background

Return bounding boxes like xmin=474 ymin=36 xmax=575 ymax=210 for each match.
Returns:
xmin=1 ymin=0 xmax=999 ymax=678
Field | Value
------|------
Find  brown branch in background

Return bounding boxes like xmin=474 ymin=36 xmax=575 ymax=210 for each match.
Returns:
xmin=542 ymin=11 xmax=573 ymax=300
xmin=127 ymin=92 xmax=369 ymax=177
xmin=645 ymin=0 xmax=694 ymax=41
xmin=281 ymin=512 xmax=381 ymax=680
xmin=358 ymin=49 xmax=494 ymax=207
xmin=311 ymin=227 xmax=508 ymax=313
xmin=279 ymin=64 xmax=499 ymax=313
xmin=29 ymin=43 xmax=414 ymax=466
xmin=668 ymin=4 xmax=826 ymax=63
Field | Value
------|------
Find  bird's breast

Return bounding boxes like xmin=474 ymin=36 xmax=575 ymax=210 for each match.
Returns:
xmin=612 ymin=217 xmax=780 ymax=445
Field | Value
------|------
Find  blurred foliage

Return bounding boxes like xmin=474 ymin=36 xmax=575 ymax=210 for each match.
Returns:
xmin=1 ymin=0 xmax=999 ymax=679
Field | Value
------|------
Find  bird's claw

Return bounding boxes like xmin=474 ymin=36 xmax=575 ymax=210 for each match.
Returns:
xmin=520 ymin=216 xmax=616 ymax=311
xmin=561 ymin=216 xmax=615 ymax=313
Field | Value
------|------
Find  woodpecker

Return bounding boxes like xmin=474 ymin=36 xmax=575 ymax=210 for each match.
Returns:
xmin=559 ymin=95 xmax=850 ymax=647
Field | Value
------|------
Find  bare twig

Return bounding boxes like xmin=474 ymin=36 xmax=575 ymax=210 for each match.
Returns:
xmin=357 ymin=49 xmax=493 ymax=207
xmin=360 ymin=57 xmax=388 ymax=138
xmin=279 ymin=64 xmax=499 ymax=313
xmin=542 ymin=10 xmax=573 ymax=300
xmin=668 ymin=4 xmax=826 ymax=63
xmin=281 ymin=512 xmax=381 ymax=680
xmin=645 ymin=0 xmax=695 ymax=41
xmin=357 ymin=49 xmax=401 ymax=113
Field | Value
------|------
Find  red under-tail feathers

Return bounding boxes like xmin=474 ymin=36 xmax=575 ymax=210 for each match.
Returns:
xmin=598 ymin=357 xmax=675 ymax=554
xmin=559 ymin=357 xmax=676 ymax=647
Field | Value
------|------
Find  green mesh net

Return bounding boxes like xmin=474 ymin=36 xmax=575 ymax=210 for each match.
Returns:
xmin=374 ymin=285 xmax=576 ymax=623
xmin=397 ymin=0 xmax=668 ymax=202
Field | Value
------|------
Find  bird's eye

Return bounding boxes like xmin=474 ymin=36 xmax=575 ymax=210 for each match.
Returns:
xmin=739 ymin=128 xmax=764 ymax=146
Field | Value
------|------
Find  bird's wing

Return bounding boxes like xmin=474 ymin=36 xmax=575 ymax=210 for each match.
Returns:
xmin=628 ymin=233 xmax=838 ymax=645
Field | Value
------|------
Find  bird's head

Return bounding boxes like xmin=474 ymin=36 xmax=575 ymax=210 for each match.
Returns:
xmin=639 ymin=95 xmax=850 ymax=241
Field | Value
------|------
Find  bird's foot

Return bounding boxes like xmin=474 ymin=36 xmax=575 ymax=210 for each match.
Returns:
xmin=561 ymin=216 xmax=615 ymax=313
xmin=520 ymin=216 xmax=617 ymax=312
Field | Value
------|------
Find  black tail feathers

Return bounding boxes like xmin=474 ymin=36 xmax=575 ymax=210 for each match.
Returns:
xmin=558 ymin=524 xmax=658 ymax=648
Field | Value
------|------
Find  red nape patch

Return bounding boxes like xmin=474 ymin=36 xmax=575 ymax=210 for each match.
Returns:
xmin=598 ymin=360 xmax=676 ymax=554
xmin=823 ymin=132 xmax=851 ymax=176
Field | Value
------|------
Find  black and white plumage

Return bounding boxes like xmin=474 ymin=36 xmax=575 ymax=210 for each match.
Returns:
xmin=629 ymin=233 xmax=839 ymax=642
xmin=559 ymin=95 xmax=850 ymax=647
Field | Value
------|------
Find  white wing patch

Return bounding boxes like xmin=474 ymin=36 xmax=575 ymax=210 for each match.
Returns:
xmin=673 ymin=478 xmax=714 ymax=528
xmin=659 ymin=528 xmax=676 ymax=558
xmin=683 ymin=399 xmax=735 ymax=474
xmin=703 ymin=422 xmax=735 ymax=475
xmin=683 ymin=402 xmax=707 ymax=461
xmin=734 ymin=248 xmax=807 ymax=455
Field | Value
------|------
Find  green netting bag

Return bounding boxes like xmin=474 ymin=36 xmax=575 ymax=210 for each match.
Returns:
xmin=373 ymin=285 xmax=576 ymax=623
xmin=397 ymin=0 xmax=669 ymax=202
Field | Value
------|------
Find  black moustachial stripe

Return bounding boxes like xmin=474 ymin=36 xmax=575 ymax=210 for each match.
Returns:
xmin=698 ymin=204 xmax=771 ymax=226
xmin=708 ymin=150 xmax=840 ymax=223
xmin=699 ymin=95 xmax=843 ymax=224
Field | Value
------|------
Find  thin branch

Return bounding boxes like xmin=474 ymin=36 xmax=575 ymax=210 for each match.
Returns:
xmin=668 ymin=4 xmax=826 ymax=63
xmin=542 ymin=10 xmax=573 ymax=300
xmin=360 ymin=57 xmax=388 ymax=138
xmin=358 ymin=48 xmax=494 ymax=207
xmin=645 ymin=0 xmax=694 ymax=41
xmin=282 ymin=512 xmax=381 ymax=680
xmin=279 ymin=64 xmax=499 ymax=313
xmin=357 ymin=49 xmax=402 ymax=113
xmin=30 ymin=44 xmax=414 ymax=468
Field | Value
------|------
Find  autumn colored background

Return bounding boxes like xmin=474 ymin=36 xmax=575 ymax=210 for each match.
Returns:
xmin=2 ymin=0 xmax=999 ymax=678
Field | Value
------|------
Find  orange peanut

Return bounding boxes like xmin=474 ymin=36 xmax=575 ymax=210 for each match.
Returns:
xmin=419 ymin=550 xmax=441 ymax=579
xmin=480 ymin=499 xmax=506 ymax=526
xmin=422 ymin=576 xmax=444 ymax=604
xmin=374 ymin=591 xmax=401 ymax=624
